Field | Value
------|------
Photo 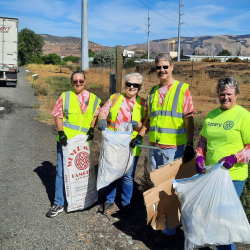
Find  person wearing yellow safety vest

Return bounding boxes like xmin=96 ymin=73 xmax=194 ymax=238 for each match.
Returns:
xmin=130 ymin=53 xmax=195 ymax=247
xmin=97 ymin=72 xmax=146 ymax=217
xmin=46 ymin=70 xmax=101 ymax=218
xmin=196 ymin=76 xmax=250 ymax=250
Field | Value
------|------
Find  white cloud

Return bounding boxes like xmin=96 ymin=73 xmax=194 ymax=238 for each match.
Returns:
xmin=0 ymin=0 xmax=250 ymax=46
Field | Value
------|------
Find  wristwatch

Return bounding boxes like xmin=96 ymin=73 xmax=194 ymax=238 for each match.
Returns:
xmin=186 ymin=142 xmax=194 ymax=147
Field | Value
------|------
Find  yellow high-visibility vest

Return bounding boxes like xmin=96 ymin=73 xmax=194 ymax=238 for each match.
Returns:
xmin=148 ymin=81 xmax=189 ymax=145
xmin=57 ymin=90 xmax=101 ymax=141
xmin=107 ymin=93 xmax=146 ymax=156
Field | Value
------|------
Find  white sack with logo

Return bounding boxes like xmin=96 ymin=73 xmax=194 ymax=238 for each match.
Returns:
xmin=63 ymin=134 xmax=97 ymax=212
xmin=173 ymin=162 xmax=250 ymax=250
xmin=97 ymin=123 xmax=134 ymax=190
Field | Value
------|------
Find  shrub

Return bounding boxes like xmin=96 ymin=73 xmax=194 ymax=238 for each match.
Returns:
xmin=194 ymin=117 xmax=205 ymax=130
xmin=124 ymin=59 xmax=138 ymax=69
xmin=62 ymin=56 xmax=80 ymax=63
xmin=42 ymin=53 xmax=61 ymax=65
xmin=226 ymin=57 xmax=242 ymax=63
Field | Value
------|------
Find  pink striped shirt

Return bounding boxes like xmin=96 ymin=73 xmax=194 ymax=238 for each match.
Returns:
xmin=52 ymin=90 xmax=100 ymax=118
xmin=101 ymin=96 xmax=146 ymax=131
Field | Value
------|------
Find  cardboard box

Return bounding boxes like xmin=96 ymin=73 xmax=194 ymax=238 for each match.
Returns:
xmin=143 ymin=157 xmax=196 ymax=230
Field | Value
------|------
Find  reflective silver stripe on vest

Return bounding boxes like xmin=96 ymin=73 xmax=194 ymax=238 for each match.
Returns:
xmin=150 ymin=126 xmax=186 ymax=134
xmin=111 ymin=93 xmax=121 ymax=108
xmin=92 ymin=96 xmax=99 ymax=115
xmin=149 ymin=82 xmax=184 ymax=118
xmin=64 ymin=91 xmax=70 ymax=119
xmin=149 ymin=86 xmax=157 ymax=115
xmin=107 ymin=121 xmax=115 ymax=127
xmin=81 ymin=127 xmax=88 ymax=133
xmin=63 ymin=121 xmax=80 ymax=130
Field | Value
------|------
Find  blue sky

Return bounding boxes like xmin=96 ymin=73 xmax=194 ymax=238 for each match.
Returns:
xmin=1 ymin=0 xmax=249 ymax=47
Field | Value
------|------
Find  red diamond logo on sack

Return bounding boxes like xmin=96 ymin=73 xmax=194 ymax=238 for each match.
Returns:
xmin=74 ymin=151 xmax=90 ymax=170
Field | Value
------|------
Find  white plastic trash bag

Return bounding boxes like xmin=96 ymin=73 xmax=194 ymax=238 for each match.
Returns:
xmin=173 ymin=162 xmax=250 ymax=250
xmin=97 ymin=123 xmax=134 ymax=190
xmin=63 ymin=134 xmax=97 ymax=212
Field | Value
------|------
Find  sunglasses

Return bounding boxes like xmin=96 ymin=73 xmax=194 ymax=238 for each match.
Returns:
xmin=155 ymin=65 xmax=169 ymax=70
xmin=72 ymin=79 xmax=85 ymax=85
xmin=125 ymin=82 xmax=141 ymax=88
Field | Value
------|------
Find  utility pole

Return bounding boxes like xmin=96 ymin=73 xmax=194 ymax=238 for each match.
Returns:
xmin=147 ymin=11 xmax=150 ymax=63
xmin=81 ymin=0 xmax=89 ymax=70
xmin=177 ymin=0 xmax=184 ymax=62
xmin=236 ymin=40 xmax=245 ymax=56
xmin=116 ymin=45 xmax=122 ymax=93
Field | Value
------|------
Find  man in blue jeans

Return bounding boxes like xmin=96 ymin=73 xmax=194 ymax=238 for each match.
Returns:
xmin=130 ymin=53 xmax=195 ymax=247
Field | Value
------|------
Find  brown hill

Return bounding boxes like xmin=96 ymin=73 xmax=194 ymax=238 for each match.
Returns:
xmin=41 ymin=34 xmax=114 ymax=57
xmin=41 ymin=34 xmax=250 ymax=58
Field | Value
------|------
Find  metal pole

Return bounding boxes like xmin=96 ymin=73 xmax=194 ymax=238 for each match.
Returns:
xmin=147 ymin=11 xmax=150 ymax=63
xmin=177 ymin=0 xmax=183 ymax=62
xmin=116 ymin=45 xmax=122 ymax=93
xmin=191 ymin=60 xmax=193 ymax=88
xmin=81 ymin=0 xmax=89 ymax=70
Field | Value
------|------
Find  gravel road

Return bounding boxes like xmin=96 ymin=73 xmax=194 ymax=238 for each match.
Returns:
xmin=0 ymin=68 xmax=248 ymax=250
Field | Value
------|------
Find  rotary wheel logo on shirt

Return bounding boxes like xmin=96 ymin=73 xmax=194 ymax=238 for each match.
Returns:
xmin=223 ymin=120 xmax=234 ymax=130
xmin=67 ymin=146 xmax=90 ymax=170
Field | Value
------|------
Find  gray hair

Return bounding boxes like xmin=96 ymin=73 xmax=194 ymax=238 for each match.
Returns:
xmin=216 ymin=76 xmax=240 ymax=94
xmin=124 ymin=72 xmax=143 ymax=84
xmin=71 ymin=70 xmax=86 ymax=82
xmin=155 ymin=53 xmax=173 ymax=65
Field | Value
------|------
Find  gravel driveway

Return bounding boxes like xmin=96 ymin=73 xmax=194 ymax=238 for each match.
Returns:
xmin=0 ymin=68 xmax=248 ymax=250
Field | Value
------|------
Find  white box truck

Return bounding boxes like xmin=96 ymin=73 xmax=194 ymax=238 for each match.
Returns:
xmin=0 ymin=17 xmax=18 ymax=87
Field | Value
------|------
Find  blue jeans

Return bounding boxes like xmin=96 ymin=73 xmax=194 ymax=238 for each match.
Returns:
xmin=54 ymin=142 xmax=66 ymax=206
xmin=216 ymin=180 xmax=246 ymax=250
xmin=149 ymin=145 xmax=185 ymax=235
xmin=106 ymin=156 xmax=139 ymax=206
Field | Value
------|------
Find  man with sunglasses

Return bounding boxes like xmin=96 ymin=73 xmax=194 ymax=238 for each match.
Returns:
xmin=97 ymin=72 xmax=146 ymax=217
xmin=46 ymin=70 xmax=101 ymax=218
xmin=130 ymin=53 xmax=195 ymax=246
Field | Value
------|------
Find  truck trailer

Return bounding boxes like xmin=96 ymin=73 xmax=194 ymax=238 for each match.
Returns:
xmin=0 ymin=17 xmax=19 ymax=87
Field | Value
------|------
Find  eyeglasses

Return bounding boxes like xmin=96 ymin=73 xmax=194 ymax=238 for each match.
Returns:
xmin=72 ymin=79 xmax=85 ymax=84
xmin=155 ymin=65 xmax=169 ymax=70
xmin=125 ymin=82 xmax=141 ymax=88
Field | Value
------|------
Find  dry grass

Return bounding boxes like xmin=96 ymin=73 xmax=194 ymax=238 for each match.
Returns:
xmin=26 ymin=61 xmax=250 ymax=125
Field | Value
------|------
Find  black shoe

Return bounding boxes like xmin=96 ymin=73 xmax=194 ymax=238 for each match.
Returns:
xmin=98 ymin=202 xmax=114 ymax=214
xmin=154 ymin=234 xmax=175 ymax=247
xmin=46 ymin=204 xmax=64 ymax=218
xmin=121 ymin=204 xmax=132 ymax=217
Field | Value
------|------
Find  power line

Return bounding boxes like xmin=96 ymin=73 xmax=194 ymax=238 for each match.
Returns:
xmin=183 ymin=22 xmax=204 ymax=37
xmin=183 ymin=14 xmax=207 ymax=36
xmin=137 ymin=0 xmax=178 ymax=22
xmin=162 ymin=0 xmax=178 ymax=13
xmin=162 ymin=0 xmax=207 ymax=36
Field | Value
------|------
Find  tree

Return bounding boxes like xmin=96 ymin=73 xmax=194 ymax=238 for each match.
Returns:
xmin=217 ymin=49 xmax=231 ymax=56
xmin=140 ymin=53 xmax=153 ymax=59
xmin=123 ymin=59 xmax=138 ymax=69
xmin=89 ymin=49 xmax=95 ymax=58
xmin=62 ymin=55 xmax=80 ymax=63
xmin=93 ymin=49 xmax=116 ymax=65
xmin=18 ymin=28 xmax=44 ymax=66
xmin=181 ymin=48 xmax=184 ymax=57
xmin=42 ymin=53 xmax=61 ymax=65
